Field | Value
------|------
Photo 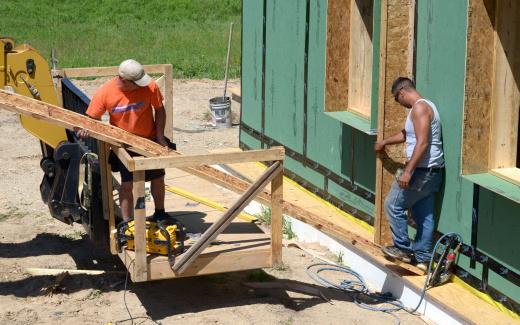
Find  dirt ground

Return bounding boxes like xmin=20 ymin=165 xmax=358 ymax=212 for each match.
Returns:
xmin=0 ymin=79 xmax=426 ymax=325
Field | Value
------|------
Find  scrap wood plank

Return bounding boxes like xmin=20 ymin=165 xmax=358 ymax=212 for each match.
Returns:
xmin=0 ymin=90 xmax=168 ymax=156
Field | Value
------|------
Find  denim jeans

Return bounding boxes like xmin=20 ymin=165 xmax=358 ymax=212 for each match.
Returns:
xmin=384 ymin=168 xmax=443 ymax=263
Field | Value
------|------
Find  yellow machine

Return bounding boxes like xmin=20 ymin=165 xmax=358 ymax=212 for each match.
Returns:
xmin=117 ymin=218 xmax=186 ymax=266
xmin=0 ymin=37 xmax=67 ymax=148
xmin=1 ymin=37 xmax=186 ymax=258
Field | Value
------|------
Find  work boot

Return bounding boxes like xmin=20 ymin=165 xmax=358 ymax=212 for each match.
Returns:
xmin=411 ymin=258 xmax=429 ymax=274
xmin=152 ymin=210 xmax=171 ymax=221
xmin=382 ymin=246 xmax=413 ymax=263
xmin=414 ymin=262 xmax=428 ymax=274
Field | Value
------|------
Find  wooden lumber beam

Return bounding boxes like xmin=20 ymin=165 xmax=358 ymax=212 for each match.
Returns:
xmin=132 ymin=170 xmax=147 ymax=282
xmin=25 ymin=268 xmax=124 ymax=276
xmin=374 ymin=0 xmax=415 ymax=246
xmin=60 ymin=64 xmax=169 ymax=78
xmin=270 ymin=167 xmax=284 ymax=266
xmin=163 ymin=64 xmax=174 ymax=140
xmin=489 ymin=0 xmax=520 ymax=170
xmin=173 ymin=162 xmax=283 ymax=274
xmin=0 ymin=90 xmax=169 ymax=156
xmin=112 ymin=147 xmax=135 ymax=171
xmin=490 ymin=168 xmax=520 ymax=186
xmin=132 ymin=147 xmax=285 ymax=170
xmin=99 ymin=142 xmax=117 ymax=255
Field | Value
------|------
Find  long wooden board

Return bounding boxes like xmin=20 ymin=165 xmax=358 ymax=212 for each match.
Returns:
xmin=59 ymin=64 xmax=169 ymax=78
xmin=374 ymin=0 xmax=415 ymax=246
xmin=132 ymin=148 xmax=284 ymax=171
xmin=0 ymin=90 xmax=169 ymax=156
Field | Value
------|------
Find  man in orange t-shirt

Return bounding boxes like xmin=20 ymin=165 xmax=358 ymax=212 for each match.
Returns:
xmin=77 ymin=59 xmax=169 ymax=221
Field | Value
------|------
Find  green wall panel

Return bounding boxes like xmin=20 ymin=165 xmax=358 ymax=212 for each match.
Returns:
xmin=285 ymin=156 xmax=325 ymax=191
xmin=328 ymin=180 xmax=375 ymax=216
xmin=239 ymin=130 xmax=262 ymax=150
xmin=306 ymin=0 xmax=376 ymax=193
xmin=241 ymin=0 xmax=264 ymax=128
xmin=264 ymin=0 xmax=306 ymax=153
xmin=306 ymin=0 xmax=344 ymax=178
xmin=415 ymin=0 xmax=473 ymax=240
xmin=478 ymin=189 xmax=520 ymax=273
xmin=370 ymin=0 xmax=382 ymax=131
xmin=415 ymin=0 xmax=519 ymax=300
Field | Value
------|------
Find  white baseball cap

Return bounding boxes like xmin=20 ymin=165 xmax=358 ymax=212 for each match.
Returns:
xmin=118 ymin=59 xmax=152 ymax=87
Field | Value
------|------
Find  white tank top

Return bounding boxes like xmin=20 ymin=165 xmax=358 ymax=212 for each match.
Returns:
xmin=405 ymin=98 xmax=444 ymax=168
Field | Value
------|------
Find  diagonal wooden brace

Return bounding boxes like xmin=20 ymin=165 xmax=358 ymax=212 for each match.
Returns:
xmin=173 ymin=161 xmax=283 ymax=274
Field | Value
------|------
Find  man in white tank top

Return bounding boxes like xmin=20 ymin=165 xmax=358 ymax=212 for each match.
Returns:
xmin=374 ymin=77 xmax=444 ymax=272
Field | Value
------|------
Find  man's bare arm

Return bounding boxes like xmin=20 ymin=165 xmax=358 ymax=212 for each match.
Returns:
xmin=374 ymin=129 xmax=406 ymax=152
xmin=154 ymin=106 xmax=168 ymax=147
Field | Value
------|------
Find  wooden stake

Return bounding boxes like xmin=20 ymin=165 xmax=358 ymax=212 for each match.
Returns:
xmin=132 ymin=170 xmax=148 ymax=282
xmin=270 ymin=166 xmax=283 ymax=266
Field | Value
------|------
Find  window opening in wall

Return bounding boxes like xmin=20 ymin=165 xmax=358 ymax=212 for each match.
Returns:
xmin=325 ymin=0 xmax=374 ymax=119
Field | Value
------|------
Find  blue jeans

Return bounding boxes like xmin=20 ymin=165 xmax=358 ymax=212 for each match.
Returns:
xmin=384 ymin=168 xmax=443 ymax=263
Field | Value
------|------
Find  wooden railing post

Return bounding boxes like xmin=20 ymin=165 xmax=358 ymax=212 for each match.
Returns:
xmin=99 ymin=142 xmax=117 ymax=254
xmin=132 ymin=170 xmax=148 ymax=282
xmin=164 ymin=64 xmax=174 ymax=140
xmin=271 ymin=163 xmax=284 ymax=267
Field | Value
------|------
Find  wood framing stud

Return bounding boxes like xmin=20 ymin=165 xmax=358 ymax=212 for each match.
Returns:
xmin=0 ymin=90 xmax=169 ymax=156
xmin=99 ymin=142 xmax=117 ymax=255
xmin=374 ymin=0 xmax=415 ymax=246
xmin=112 ymin=147 xmax=135 ymax=171
xmin=164 ymin=64 xmax=174 ymax=140
xmin=59 ymin=64 xmax=169 ymax=78
xmin=132 ymin=171 xmax=148 ymax=282
xmin=270 ymin=166 xmax=284 ymax=266
xmin=132 ymin=147 xmax=285 ymax=170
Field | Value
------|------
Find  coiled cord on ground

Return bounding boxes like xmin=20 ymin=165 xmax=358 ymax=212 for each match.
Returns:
xmin=306 ymin=232 xmax=463 ymax=325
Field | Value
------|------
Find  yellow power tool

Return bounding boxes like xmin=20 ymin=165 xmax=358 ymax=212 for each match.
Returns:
xmin=117 ymin=218 xmax=187 ymax=268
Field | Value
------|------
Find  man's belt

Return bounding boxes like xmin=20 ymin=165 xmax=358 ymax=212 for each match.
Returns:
xmin=415 ymin=166 xmax=444 ymax=172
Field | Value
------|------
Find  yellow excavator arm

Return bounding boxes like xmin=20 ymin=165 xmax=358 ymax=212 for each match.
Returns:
xmin=0 ymin=37 xmax=67 ymax=147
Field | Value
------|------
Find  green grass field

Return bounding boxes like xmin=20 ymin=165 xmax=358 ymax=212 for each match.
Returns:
xmin=0 ymin=0 xmax=241 ymax=79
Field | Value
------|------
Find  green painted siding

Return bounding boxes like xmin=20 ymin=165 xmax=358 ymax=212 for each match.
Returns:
xmin=415 ymin=0 xmax=518 ymax=303
xmin=241 ymin=0 xmax=518 ymax=307
xmin=241 ymin=0 xmax=375 ymax=216
xmin=241 ymin=1 xmax=264 ymax=127
xmin=264 ymin=0 xmax=306 ymax=153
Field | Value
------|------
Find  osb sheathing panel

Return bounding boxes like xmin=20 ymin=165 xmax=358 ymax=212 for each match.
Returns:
xmin=325 ymin=0 xmax=350 ymax=111
xmin=489 ymin=0 xmax=520 ymax=169
xmin=374 ymin=0 xmax=415 ymax=245
xmin=461 ymin=0 xmax=496 ymax=174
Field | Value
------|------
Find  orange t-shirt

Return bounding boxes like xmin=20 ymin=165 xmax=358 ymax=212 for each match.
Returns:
xmin=86 ymin=77 xmax=164 ymax=139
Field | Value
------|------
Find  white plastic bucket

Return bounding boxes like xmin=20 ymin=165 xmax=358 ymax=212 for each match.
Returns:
xmin=209 ymin=96 xmax=232 ymax=128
